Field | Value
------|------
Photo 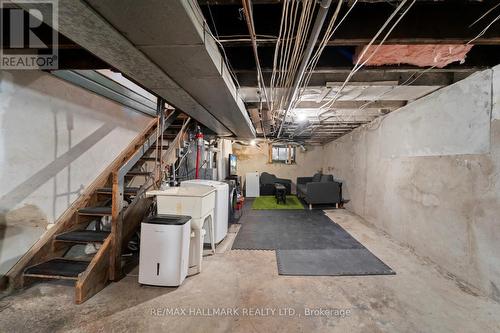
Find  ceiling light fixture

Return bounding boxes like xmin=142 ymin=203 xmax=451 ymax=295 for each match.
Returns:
xmin=297 ymin=113 xmax=307 ymax=122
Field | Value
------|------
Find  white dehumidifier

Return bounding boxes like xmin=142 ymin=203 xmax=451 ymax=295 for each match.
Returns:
xmin=139 ymin=214 xmax=191 ymax=287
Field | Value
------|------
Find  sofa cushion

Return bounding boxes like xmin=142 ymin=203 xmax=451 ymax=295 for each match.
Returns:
xmin=320 ymin=174 xmax=333 ymax=182
xmin=260 ymin=172 xmax=277 ymax=185
xmin=312 ymin=173 xmax=322 ymax=182
xmin=297 ymin=183 xmax=307 ymax=194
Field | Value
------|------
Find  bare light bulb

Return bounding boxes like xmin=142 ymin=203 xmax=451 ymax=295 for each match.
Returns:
xmin=297 ymin=113 xmax=307 ymax=122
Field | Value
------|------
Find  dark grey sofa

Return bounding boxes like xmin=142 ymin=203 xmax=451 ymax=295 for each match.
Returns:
xmin=260 ymin=172 xmax=292 ymax=196
xmin=296 ymin=173 xmax=342 ymax=209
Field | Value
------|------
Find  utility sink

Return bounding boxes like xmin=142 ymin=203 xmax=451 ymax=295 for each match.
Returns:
xmin=147 ymin=186 xmax=217 ymax=274
xmin=146 ymin=187 xmax=216 ymax=229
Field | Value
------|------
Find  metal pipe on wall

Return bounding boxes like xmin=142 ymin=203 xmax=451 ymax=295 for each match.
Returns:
xmin=277 ymin=0 xmax=333 ymax=138
xmin=195 ymin=130 xmax=203 ymax=179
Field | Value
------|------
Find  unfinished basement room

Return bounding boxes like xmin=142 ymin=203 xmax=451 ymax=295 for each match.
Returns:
xmin=1 ymin=0 xmax=500 ymax=332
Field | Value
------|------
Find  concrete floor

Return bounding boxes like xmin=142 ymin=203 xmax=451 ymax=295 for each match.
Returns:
xmin=0 ymin=209 xmax=499 ymax=333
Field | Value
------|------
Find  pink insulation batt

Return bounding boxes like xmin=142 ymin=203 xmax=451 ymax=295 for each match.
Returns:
xmin=354 ymin=44 xmax=474 ymax=68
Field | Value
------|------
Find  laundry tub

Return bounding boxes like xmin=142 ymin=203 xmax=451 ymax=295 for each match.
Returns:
xmin=146 ymin=187 xmax=216 ymax=275
xmin=181 ymin=179 xmax=229 ymax=244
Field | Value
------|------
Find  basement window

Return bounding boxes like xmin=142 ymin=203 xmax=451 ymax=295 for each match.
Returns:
xmin=271 ymin=145 xmax=296 ymax=164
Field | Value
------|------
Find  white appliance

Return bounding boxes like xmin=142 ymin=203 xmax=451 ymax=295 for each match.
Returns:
xmin=146 ymin=187 xmax=216 ymax=275
xmin=245 ymin=172 xmax=260 ymax=197
xmin=139 ymin=214 xmax=191 ymax=286
xmin=181 ymin=179 xmax=228 ymax=244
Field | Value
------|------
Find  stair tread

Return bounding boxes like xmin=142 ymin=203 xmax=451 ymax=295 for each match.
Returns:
xmin=24 ymin=258 xmax=90 ymax=279
xmin=96 ymin=187 xmax=140 ymax=195
xmin=148 ymin=145 xmax=169 ymax=150
xmin=140 ymin=157 xmax=157 ymax=161
xmin=55 ymin=230 xmax=110 ymax=243
xmin=78 ymin=206 xmax=112 ymax=216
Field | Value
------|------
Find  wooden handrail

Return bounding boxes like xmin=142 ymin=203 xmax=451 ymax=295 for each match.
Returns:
xmin=109 ymin=109 xmax=180 ymax=280
xmin=5 ymin=116 xmax=158 ymax=289
xmin=6 ymin=108 xmax=186 ymax=303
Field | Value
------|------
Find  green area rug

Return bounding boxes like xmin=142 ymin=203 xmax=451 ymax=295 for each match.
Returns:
xmin=252 ymin=196 xmax=304 ymax=210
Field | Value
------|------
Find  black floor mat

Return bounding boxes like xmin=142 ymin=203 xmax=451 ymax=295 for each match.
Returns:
xmin=276 ymin=249 xmax=395 ymax=276
xmin=232 ymin=210 xmax=364 ymax=250
xmin=232 ymin=208 xmax=394 ymax=276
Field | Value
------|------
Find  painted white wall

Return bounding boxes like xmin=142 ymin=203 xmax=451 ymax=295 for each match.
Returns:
xmin=322 ymin=67 xmax=500 ymax=301
xmin=0 ymin=70 xmax=151 ymax=275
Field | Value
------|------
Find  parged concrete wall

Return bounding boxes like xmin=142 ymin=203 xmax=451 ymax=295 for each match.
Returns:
xmin=323 ymin=67 xmax=500 ymax=301
xmin=0 ymin=70 xmax=151 ymax=276
xmin=234 ymin=143 xmax=324 ymax=193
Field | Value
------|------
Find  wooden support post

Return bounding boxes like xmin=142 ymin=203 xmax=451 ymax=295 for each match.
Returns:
xmin=110 ymin=172 xmax=124 ymax=281
xmin=75 ymin=238 xmax=111 ymax=304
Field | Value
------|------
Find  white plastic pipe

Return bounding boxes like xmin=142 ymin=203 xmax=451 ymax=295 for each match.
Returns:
xmin=277 ymin=0 xmax=332 ymax=138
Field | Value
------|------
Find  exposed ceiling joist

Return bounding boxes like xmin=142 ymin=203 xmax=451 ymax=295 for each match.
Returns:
xmin=199 ymin=1 xmax=500 ymax=45
xmin=199 ymin=0 xmax=483 ymax=4
xmin=233 ymin=67 xmax=479 ymax=87
xmin=247 ymin=100 xmax=407 ymax=109
xmin=197 ymin=0 xmax=500 ymax=144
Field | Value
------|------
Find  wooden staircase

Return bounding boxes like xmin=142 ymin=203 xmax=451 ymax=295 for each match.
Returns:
xmin=7 ymin=108 xmax=190 ymax=303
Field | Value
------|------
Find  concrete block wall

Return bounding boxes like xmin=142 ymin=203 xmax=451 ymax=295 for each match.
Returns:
xmin=323 ymin=66 xmax=500 ymax=301
xmin=0 ymin=70 xmax=151 ymax=276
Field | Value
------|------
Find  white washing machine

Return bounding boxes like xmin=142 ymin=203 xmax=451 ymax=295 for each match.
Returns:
xmin=181 ymin=179 xmax=228 ymax=244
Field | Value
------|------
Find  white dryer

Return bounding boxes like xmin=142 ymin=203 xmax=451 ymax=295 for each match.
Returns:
xmin=181 ymin=179 xmax=229 ymax=244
